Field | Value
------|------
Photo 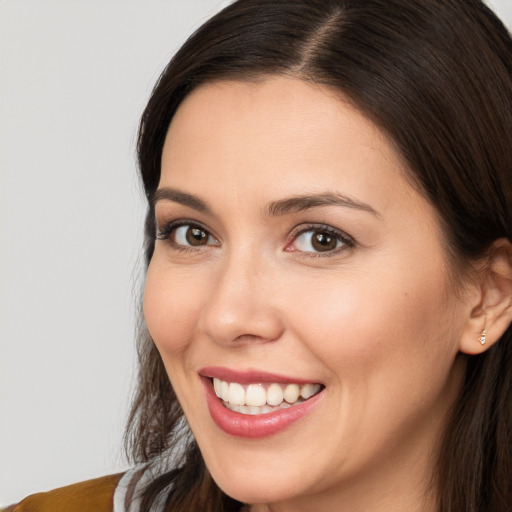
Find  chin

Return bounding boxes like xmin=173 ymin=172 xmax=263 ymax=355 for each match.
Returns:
xmin=200 ymin=444 xmax=317 ymax=506
xmin=212 ymin=473 xmax=298 ymax=506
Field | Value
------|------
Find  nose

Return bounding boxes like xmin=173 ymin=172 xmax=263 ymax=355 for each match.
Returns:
xmin=198 ymin=253 xmax=284 ymax=346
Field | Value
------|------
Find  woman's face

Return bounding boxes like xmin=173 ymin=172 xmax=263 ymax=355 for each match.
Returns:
xmin=144 ymin=78 xmax=470 ymax=510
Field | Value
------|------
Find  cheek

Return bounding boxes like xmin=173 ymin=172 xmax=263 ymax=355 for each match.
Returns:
xmin=281 ymin=264 xmax=464 ymax=467
xmin=284 ymin=262 xmax=460 ymax=383
xmin=143 ymin=259 xmax=203 ymax=356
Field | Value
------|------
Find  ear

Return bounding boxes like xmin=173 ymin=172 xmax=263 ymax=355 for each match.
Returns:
xmin=459 ymin=239 xmax=512 ymax=355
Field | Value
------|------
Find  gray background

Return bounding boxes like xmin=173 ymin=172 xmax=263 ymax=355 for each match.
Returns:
xmin=1 ymin=0 xmax=511 ymax=506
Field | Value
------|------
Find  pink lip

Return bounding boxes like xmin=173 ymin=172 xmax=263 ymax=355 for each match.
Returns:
xmin=200 ymin=372 xmax=324 ymax=439
xmin=200 ymin=366 xmax=321 ymax=385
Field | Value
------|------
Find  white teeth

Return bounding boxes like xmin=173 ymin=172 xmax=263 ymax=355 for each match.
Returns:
xmin=267 ymin=383 xmax=284 ymax=406
xmin=228 ymin=382 xmax=245 ymax=405
xmin=213 ymin=378 xmax=222 ymax=397
xmin=220 ymin=380 xmax=230 ymax=402
xmin=283 ymin=383 xmax=300 ymax=403
xmin=300 ymin=383 xmax=321 ymax=399
xmin=212 ymin=377 xmax=322 ymax=414
xmin=246 ymin=384 xmax=267 ymax=406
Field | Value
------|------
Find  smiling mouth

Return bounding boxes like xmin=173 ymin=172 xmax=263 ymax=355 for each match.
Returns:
xmin=212 ymin=377 xmax=323 ymax=415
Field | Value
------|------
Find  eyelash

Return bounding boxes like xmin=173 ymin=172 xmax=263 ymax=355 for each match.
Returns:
xmin=156 ymin=220 xmax=355 ymax=256
xmin=287 ymin=223 xmax=355 ymax=257
xmin=156 ymin=219 xmax=216 ymax=252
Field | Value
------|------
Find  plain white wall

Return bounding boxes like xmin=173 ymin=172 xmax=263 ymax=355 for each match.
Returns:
xmin=0 ymin=0 xmax=227 ymax=505
xmin=1 ymin=0 xmax=511 ymax=506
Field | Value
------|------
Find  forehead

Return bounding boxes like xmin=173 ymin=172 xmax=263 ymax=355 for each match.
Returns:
xmin=161 ymin=78 xmax=407 ymax=204
xmin=165 ymin=78 xmax=389 ymax=155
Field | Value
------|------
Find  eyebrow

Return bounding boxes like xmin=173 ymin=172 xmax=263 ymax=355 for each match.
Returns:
xmin=152 ymin=187 xmax=212 ymax=214
xmin=153 ymin=187 xmax=379 ymax=217
xmin=265 ymin=192 xmax=380 ymax=217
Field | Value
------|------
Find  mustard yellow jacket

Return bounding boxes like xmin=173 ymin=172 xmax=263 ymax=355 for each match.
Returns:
xmin=2 ymin=473 xmax=123 ymax=512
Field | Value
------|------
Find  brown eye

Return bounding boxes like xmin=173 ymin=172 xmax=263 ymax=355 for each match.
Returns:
xmin=172 ymin=224 xmax=219 ymax=247
xmin=311 ymin=231 xmax=338 ymax=252
xmin=185 ymin=227 xmax=208 ymax=245
xmin=291 ymin=226 xmax=350 ymax=254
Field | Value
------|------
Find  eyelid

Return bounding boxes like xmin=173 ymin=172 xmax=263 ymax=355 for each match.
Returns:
xmin=286 ymin=223 xmax=355 ymax=255
xmin=155 ymin=218 xmax=354 ymax=256
xmin=156 ymin=218 xmax=220 ymax=246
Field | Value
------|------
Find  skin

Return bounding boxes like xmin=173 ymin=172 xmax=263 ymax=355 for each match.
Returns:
xmin=144 ymin=77 xmax=482 ymax=511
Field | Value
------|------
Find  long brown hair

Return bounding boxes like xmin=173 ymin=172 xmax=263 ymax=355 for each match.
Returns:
xmin=125 ymin=1 xmax=512 ymax=510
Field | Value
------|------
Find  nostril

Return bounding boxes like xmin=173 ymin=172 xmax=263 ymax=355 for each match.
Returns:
xmin=200 ymin=306 xmax=284 ymax=347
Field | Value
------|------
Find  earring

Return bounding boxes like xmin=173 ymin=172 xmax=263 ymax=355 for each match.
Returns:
xmin=479 ymin=328 xmax=487 ymax=346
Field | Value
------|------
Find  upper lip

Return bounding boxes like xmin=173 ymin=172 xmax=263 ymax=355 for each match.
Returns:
xmin=199 ymin=366 xmax=323 ymax=385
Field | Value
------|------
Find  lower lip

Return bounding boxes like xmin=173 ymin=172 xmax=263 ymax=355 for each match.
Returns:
xmin=202 ymin=377 xmax=324 ymax=438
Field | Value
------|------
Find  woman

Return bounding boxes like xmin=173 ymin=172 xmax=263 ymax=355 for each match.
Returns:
xmin=7 ymin=0 xmax=512 ymax=511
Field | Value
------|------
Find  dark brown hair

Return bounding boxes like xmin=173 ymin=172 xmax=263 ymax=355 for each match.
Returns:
xmin=125 ymin=1 xmax=512 ymax=510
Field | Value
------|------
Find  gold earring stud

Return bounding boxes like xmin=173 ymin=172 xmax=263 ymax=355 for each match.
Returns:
xmin=479 ymin=329 xmax=486 ymax=346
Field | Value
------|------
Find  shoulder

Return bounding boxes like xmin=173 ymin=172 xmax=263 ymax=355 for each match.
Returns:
xmin=2 ymin=473 xmax=124 ymax=512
